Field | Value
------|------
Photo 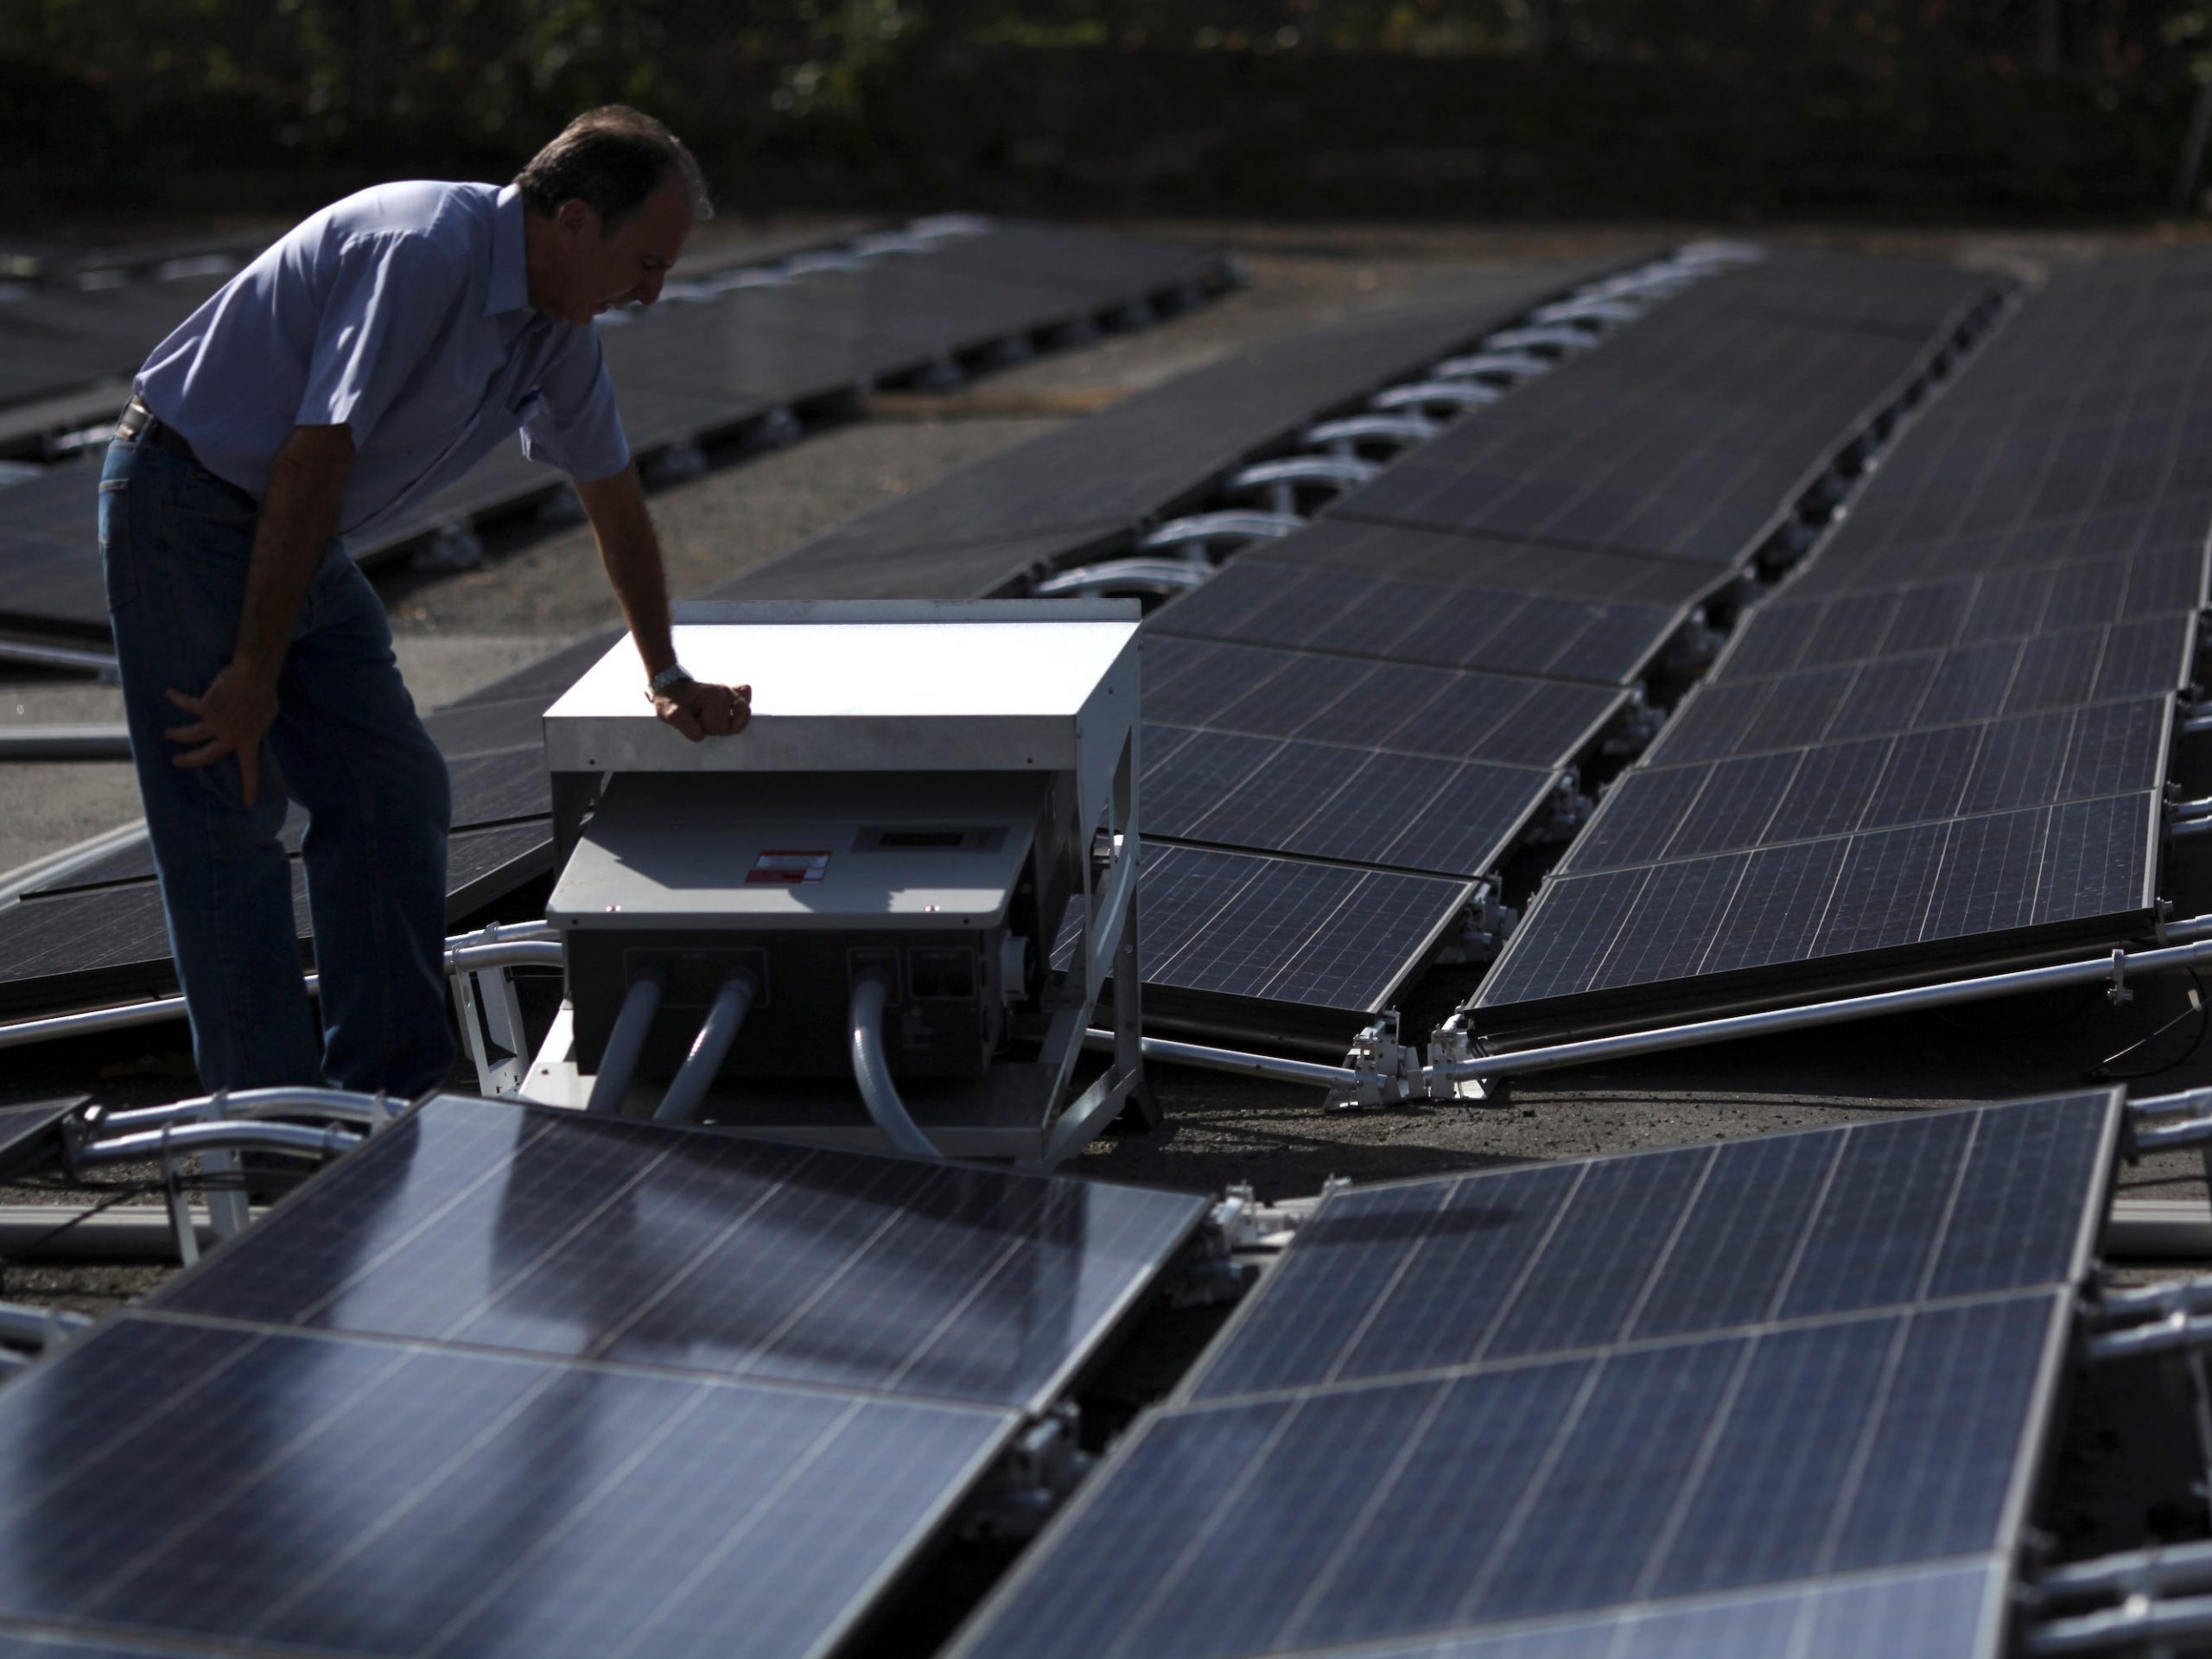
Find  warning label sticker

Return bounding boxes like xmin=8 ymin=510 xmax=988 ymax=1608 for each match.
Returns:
xmin=746 ymin=849 xmax=831 ymax=886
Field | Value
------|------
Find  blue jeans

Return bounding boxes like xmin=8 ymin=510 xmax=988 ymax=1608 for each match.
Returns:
xmin=99 ymin=436 xmax=455 ymax=1095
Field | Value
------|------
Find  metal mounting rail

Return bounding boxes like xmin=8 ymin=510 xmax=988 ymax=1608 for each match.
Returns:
xmin=69 ymin=1119 xmax=362 ymax=1170
xmin=0 ymin=920 xmax=561 ymax=1052
xmin=2028 ymin=1590 xmax=2212 ymax=1654
xmin=1423 ymin=938 xmax=2212 ymax=1092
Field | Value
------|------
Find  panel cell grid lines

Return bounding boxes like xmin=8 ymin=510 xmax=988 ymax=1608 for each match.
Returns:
xmin=1181 ymin=1090 xmax=2115 ymax=1402
xmin=1060 ymin=842 xmax=1477 ymax=1033
xmin=947 ymin=1091 xmax=2112 ymax=1659
xmin=1142 ymin=723 xmax=1557 ymax=880
xmin=1147 ymin=556 xmax=1692 ymax=687
xmin=1144 ymin=635 xmax=1625 ymax=774
xmin=153 ymin=1091 xmax=1206 ymax=1414
xmin=0 ymin=1313 xmax=1015 ymax=1659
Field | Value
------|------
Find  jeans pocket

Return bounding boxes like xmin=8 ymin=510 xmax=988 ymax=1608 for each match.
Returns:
xmin=164 ymin=464 xmax=260 ymax=531
xmin=97 ymin=477 xmax=137 ymax=611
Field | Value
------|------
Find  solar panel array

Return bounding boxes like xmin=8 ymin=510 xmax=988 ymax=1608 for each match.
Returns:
xmin=0 ymin=221 xmax=1235 ymax=640
xmin=949 ymin=1089 xmax=2118 ymax=1659
xmin=1476 ymin=253 xmax=2212 ymax=1042
xmin=0 ymin=261 xmax=1613 ymax=1025
xmin=0 ymin=1092 xmax=1206 ymax=1657
xmin=1118 ymin=247 xmax=1997 ymax=1039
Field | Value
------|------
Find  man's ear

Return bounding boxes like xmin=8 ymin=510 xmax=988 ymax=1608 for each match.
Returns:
xmin=554 ymin=199 xmax=598 ymax=242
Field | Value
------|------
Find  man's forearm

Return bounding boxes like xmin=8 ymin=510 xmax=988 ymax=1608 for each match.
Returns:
xmin=575 ymin=466 xmax=677 ymax=676
xmin=234 ymin=426 xmax=353 ymax=676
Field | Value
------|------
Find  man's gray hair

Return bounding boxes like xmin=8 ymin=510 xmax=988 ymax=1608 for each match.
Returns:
xmin=515 ymin=105 xmax=713 ymax=232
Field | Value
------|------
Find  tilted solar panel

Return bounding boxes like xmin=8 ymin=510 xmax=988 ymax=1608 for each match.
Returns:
xmin=1143 ymin=723 xmax=1558 ymax=880
xmin=156 ymin=1092 xmax=1205 ymax=1414
xmin=950 ymin=1091 xmax=2107 ymax=1659
xmin=1057 ymin=841 xmax=1477 ymax=1041
xmin=1142 ymin=634 xmax=1626 ymax=772
xmin=0 ymin=1313 xmax=1015 ymax=1659
xmin=1147 ymin=556 xmax=1691 ymax=686
xmin=1181 ymin=1091 xmax=2114 ymax=1401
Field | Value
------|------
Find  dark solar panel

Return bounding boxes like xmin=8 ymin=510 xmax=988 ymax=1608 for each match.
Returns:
xmin=950 ymin=1294 xmax=2060 ymax=1659
xmin=1181 ymin=1091 xmax=2113 ymax=1401
xmin=1475 ymin=791 xmax=2157 ymax=1017
xmin=924 ymin=222 xmax=1229 ymax=310
xmin=1064 ymin=842 xmax=1474 ymax=1033
xmin=1564 ymin=699 xmax=2170 ymax=874
xmin=0 ymin=820 xmax=552 ymax=1013
xmin=1148 ymin=557 xmax=1689 ymax=686
xmin=1143 ymin=635 xmax=1624 ymax=772
xmin=1258 ymin=518 xmax=1726 ymax=607
xmin=157 ymin=1092 xmax=1205 ymax=1414
xmin=0 ymin=1312 xmax=1015 ymax=1659
xmin=1143 ymin=722 xmax=1557 ymax=879
xmin=1332 ymin=314 xmax=1936 ymax=567
xmin=1649 ymin=619 xmax=2193 ymax=765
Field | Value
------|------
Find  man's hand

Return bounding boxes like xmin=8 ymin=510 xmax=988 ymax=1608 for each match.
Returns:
xmin=165 ymin=662 xmax=282 ymax=804
xmin=654 ymin=679 xmax=752 ymax=741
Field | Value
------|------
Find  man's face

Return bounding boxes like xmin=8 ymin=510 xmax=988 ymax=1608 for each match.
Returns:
xmin=548 ymin=181 xmax=692 ymax=326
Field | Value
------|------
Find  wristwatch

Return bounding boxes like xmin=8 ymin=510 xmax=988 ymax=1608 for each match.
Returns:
xmin=645 ymin=663 xmax=696 ymax=702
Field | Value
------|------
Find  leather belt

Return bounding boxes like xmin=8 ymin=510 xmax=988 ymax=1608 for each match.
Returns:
xmin=115 ymin=397 xmax=197 ymax=461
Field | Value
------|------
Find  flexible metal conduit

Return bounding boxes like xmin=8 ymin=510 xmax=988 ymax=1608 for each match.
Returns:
xmin=101 ymin=1086 xmax=390 ymax=1134
xmin=0 ymin=1302 xmax=90 ymax=1349
xmin=849 ymin=973 xmax=944 ymax=1160
xmin=2040 ymin=1538 xmax=2212 ymax=1602
xmin=655 ymin=973 xmax=756 ymax=1125
xmin=587 ymin=971 xmax=664 ymax=1116
xmin=72 ymin=1120 xmax=362 ymax=1170
xmin=2027 ymin=1592 xmax=2212 ymax=1655
xmin=0 ymin=921 xmax=562 ymax=1052
xmin=1082 ymin=1027 xmax=1358 ymax=1089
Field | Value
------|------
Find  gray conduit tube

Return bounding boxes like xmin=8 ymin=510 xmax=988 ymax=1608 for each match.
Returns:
xmin=587 ymin=971 xmax=664 ymax=1116
xmin=848 ymin=973 xmax=944 ymax=1160
xmin=655 ymin=973 xmax=756 ymax=1125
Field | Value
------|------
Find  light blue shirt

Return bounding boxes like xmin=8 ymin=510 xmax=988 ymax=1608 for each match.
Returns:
xmin=135 ymin=181 xmax=629 ymax=544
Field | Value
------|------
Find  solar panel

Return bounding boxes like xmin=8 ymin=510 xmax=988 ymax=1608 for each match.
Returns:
xmin=1332 ymin=314 xmax=1942 ymax=567
xmin=1647 ymin=618 xmax=2192 ymax=766
xmin=156 ymin=1092 xmax=1205 ymax=1413
xmin=1143 ymin=635 xmax=1626 ymax=772
xmin=1474 ymin=791 xmax=2158 ymax=1023
xmin=949 ymin=1092 xmax=2101 ymax=1659
xmin=0 ymin=819 xmax=553 ymax=1014
xmin=730 ymin=262 xmax=1620 ymax=584
xmin=950 ymin=1296 xmax=2062 ymax=1659
xmin=1180 ymin=1091 xmax=2114 ymax=1401
xmin=1143 ymin=722 xmax=1558 ymax=879
xmin=0 ymin=1312 xmax=1016 ymax=1659
xmin=1256 ymin=518 xmax=1727 ymax=607
xmin=1564 ymin=699 xmax=2171 ymax=874
xmin=1147 ymin=557 xmax=1691 ymax=686
xmin=1065 ymin=841 xmax=1476 ymax=1037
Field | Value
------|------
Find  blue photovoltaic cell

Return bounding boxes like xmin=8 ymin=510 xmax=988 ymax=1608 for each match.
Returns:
xmin=1180 ymin=1092 xmax=2112 ymax=1402
xmin=1141 ymin=723 xmax=1555 ymax=880
xmin=1086 ymin=842 xmax=1475 ymax=1020
xmin=948 ymin=1298 xmax=2056 ymax=1659
xmin=0 ymin=1314 xmax=1015 ymax=1659
xmin=158 ymin=1093 xmax=1205 ymax=1414
xmin=1142 ymin=633 xmax=1624 ymax=772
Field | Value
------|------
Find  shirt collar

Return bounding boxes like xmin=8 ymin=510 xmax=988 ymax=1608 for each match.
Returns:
xmin=486 ymin=183 xmax=529 ymax=318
